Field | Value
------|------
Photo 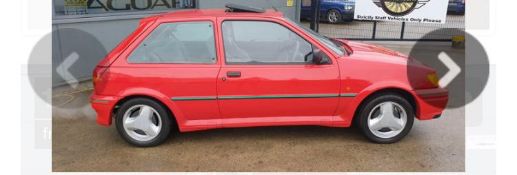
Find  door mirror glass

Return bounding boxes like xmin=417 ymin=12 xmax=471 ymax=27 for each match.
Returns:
xmin=305 ymin=48 xmax=331 ymax=65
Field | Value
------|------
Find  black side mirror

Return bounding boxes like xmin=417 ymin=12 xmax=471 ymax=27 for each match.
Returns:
xmin=309 ymin=48 xmax=331 ymax=65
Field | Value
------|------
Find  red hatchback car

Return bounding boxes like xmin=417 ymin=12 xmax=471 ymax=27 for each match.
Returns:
xmin=91 ymin=6 xmax=448 ymax=147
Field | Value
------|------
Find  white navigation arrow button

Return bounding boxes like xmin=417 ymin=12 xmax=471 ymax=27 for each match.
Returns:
xmin=438 ymin=52 xmax=461 ymax=87
xmin=57 ymin=52 xmax=80 ymax=88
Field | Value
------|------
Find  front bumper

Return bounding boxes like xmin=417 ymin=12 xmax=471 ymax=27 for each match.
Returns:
xmin=341 ymin=11 xmax=354 ymax=21
xmin=90 ymin=94 xmax=120 ymax=126
xmin=414 ymin=88 xmax=449 ymax=120
xmin=448 ymin=3 xmax=465 ymax=13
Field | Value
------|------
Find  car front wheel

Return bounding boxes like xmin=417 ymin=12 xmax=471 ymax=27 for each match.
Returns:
xmin=357 ymin=93 xmax=414 ymax=143
xmin=115 ymin=98 xmax=172 ymax=147
xmin=327 ymin=9 xmax=342 ymax=24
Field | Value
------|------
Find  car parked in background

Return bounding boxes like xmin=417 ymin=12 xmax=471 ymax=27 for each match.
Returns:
xmin=91 ymin=5 xmax=448 ymax=147
xmin=448 ymin=0 xmax=465 ymax=15
xmin=301 ymin=0 xmax=355 ymax=23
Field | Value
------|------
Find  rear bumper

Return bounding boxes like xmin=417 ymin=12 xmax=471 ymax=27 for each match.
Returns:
xmin=90 ymin=94 xmax=119 ymax=126
xmin=413 ymin=88 xmax=449 ymax=120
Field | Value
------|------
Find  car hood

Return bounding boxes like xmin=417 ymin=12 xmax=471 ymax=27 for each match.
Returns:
xmin=334 ymin=39 xmax=435 ymax=74
xmin=334 ymin=39 xmax=410 ymax=63
xmin=336 ymin=39 xmax=404 ymax=57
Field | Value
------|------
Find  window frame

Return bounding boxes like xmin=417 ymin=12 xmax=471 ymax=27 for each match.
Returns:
xmin=126 ymin=20 xmax=218 ymax=65
xmin=220 ymin=19 xmax=333 ymax=66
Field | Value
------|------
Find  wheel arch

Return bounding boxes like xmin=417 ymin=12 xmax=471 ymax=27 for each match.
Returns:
xmin=351 ymin=87 xmax=418 ymax=126
xmin=112 ymin=94 xmax=180 ymax=131
xmin=321 ymin=8 xmax=343 ymax=22
xmin=326 ymin=8 xmax=344 ymax=16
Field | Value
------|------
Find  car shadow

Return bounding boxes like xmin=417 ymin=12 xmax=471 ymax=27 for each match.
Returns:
xmin=163 ymin=125 xmax=368 ymax=146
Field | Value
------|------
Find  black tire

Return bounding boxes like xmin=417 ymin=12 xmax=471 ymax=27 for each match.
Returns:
xmin=115 ymin=98 xmax=172 ymax=147
xmin=327 ymin=9 xmax=342 ymax=24
xmin=356 ymin=93 xmax=414 ymax=144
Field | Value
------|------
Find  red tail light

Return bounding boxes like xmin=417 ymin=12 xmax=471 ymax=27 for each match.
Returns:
xmin=92 ymin=66 xmax=108 ymax=87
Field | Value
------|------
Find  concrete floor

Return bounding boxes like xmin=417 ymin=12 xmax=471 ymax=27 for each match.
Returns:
xmin=52 ymin=42 xmax=465 ymax=172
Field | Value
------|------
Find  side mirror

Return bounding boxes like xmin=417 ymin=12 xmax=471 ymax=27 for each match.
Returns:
xmin=310 ymin=49 xmax=331 ymax=65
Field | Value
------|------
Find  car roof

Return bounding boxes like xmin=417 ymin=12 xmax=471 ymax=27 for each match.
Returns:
xmin=157 ymin=9 xmax=284 ymax=19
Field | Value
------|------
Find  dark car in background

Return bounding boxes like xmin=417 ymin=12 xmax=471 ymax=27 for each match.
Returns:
xmin=448 ymin=0 xmax=465 ymax=15
xmin=301 ymin=0 xmax=355 ymax=23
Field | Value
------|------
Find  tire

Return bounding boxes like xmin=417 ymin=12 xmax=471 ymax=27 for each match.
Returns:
xmin=327 ymin=9 xmax=342 ymax=24
xmin=115 ymin=98 xmax=172 ymax=147
xmin=357 ymin=93 xmax=414 ymax=144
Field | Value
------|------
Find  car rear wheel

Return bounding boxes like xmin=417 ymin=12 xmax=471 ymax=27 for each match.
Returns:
xmin=327 ymin=9 xmax=342 ymax=24
xmin=357 ymin=93 xmax=414 ymax=143
xmin=115 ymin=98 xmax=172 ymax=147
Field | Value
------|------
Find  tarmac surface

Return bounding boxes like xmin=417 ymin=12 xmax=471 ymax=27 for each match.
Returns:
xmin=52 ymin=41 xmax=465 ymax=172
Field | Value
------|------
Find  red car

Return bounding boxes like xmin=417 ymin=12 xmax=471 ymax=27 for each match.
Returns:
xmin=91 ymin=6 xmax=448 ymax=147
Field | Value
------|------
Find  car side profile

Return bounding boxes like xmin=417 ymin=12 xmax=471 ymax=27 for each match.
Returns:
xmin=91 ymin=6 xmax=448 ymax=147
xmin=301 ymin=0 xmax=355 ymax=23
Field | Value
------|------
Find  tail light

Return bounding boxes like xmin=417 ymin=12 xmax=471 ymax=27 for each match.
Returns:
xmin=92 ymin=66 xmax=108 ymax=87
xmin=426 ymin=72 xmax=440 ymax=88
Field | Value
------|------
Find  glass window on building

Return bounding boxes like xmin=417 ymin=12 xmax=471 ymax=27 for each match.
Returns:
xmin=54 ymin=0 xmax=196 ymax=16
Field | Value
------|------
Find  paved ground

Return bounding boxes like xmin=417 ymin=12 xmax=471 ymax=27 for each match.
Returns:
xmin=52 ymin=42 xmax=465 ymax=172
xmin=302 ymin=15 xmax=465 ymax=39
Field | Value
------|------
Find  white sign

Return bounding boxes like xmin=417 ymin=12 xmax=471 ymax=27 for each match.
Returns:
xmin=354 ymin=0 xmax=449 ymax=24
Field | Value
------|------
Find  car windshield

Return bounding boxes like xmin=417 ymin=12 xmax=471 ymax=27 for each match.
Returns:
xmin=284 ymin=18 xmax=346 ymax=56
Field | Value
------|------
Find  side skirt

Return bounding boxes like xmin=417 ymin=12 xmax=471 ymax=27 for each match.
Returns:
xmin=179 ymin=116 xmax=350 ymax=132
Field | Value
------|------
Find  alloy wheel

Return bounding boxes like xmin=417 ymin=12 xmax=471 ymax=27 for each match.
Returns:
xmin=122 ymin=105 xmax=162 ymax=142
xmin=328 ymin=10 xmax=340 ymax=23
xmin=367 ymin=101 xmax=408 ymax=139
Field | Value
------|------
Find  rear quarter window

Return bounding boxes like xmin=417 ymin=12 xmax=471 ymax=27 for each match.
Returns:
xmin=128 ymin=21 xmax=216 ymax=64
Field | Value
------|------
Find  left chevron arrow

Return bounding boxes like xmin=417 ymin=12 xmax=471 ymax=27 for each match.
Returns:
xmin=57 ymin=52 xmax=79 ymax=88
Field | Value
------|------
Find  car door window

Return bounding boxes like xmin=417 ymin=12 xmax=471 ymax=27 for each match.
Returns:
xmin=128 ymin=21 xmax=216 ymax=64
xmin=222 ymin=21 xmax=314 ymax=64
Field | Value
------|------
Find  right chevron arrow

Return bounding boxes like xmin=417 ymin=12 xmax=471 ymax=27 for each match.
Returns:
xmin=438 ymin=51 xmax=461 ymax=87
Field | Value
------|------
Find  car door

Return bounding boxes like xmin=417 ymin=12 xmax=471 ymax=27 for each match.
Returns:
xmin=216 ymin=19 xmax=341 ymax=126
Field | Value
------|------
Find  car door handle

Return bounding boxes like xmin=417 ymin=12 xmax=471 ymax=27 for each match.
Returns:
xmin=226 ymin=71 xmax=241 ymax=78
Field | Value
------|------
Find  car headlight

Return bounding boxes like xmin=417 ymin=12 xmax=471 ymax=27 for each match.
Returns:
xmin=427 ymin=72 xmax=440 ymax=88
xmin=344 ymin=5 xmax=353 ymax=11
